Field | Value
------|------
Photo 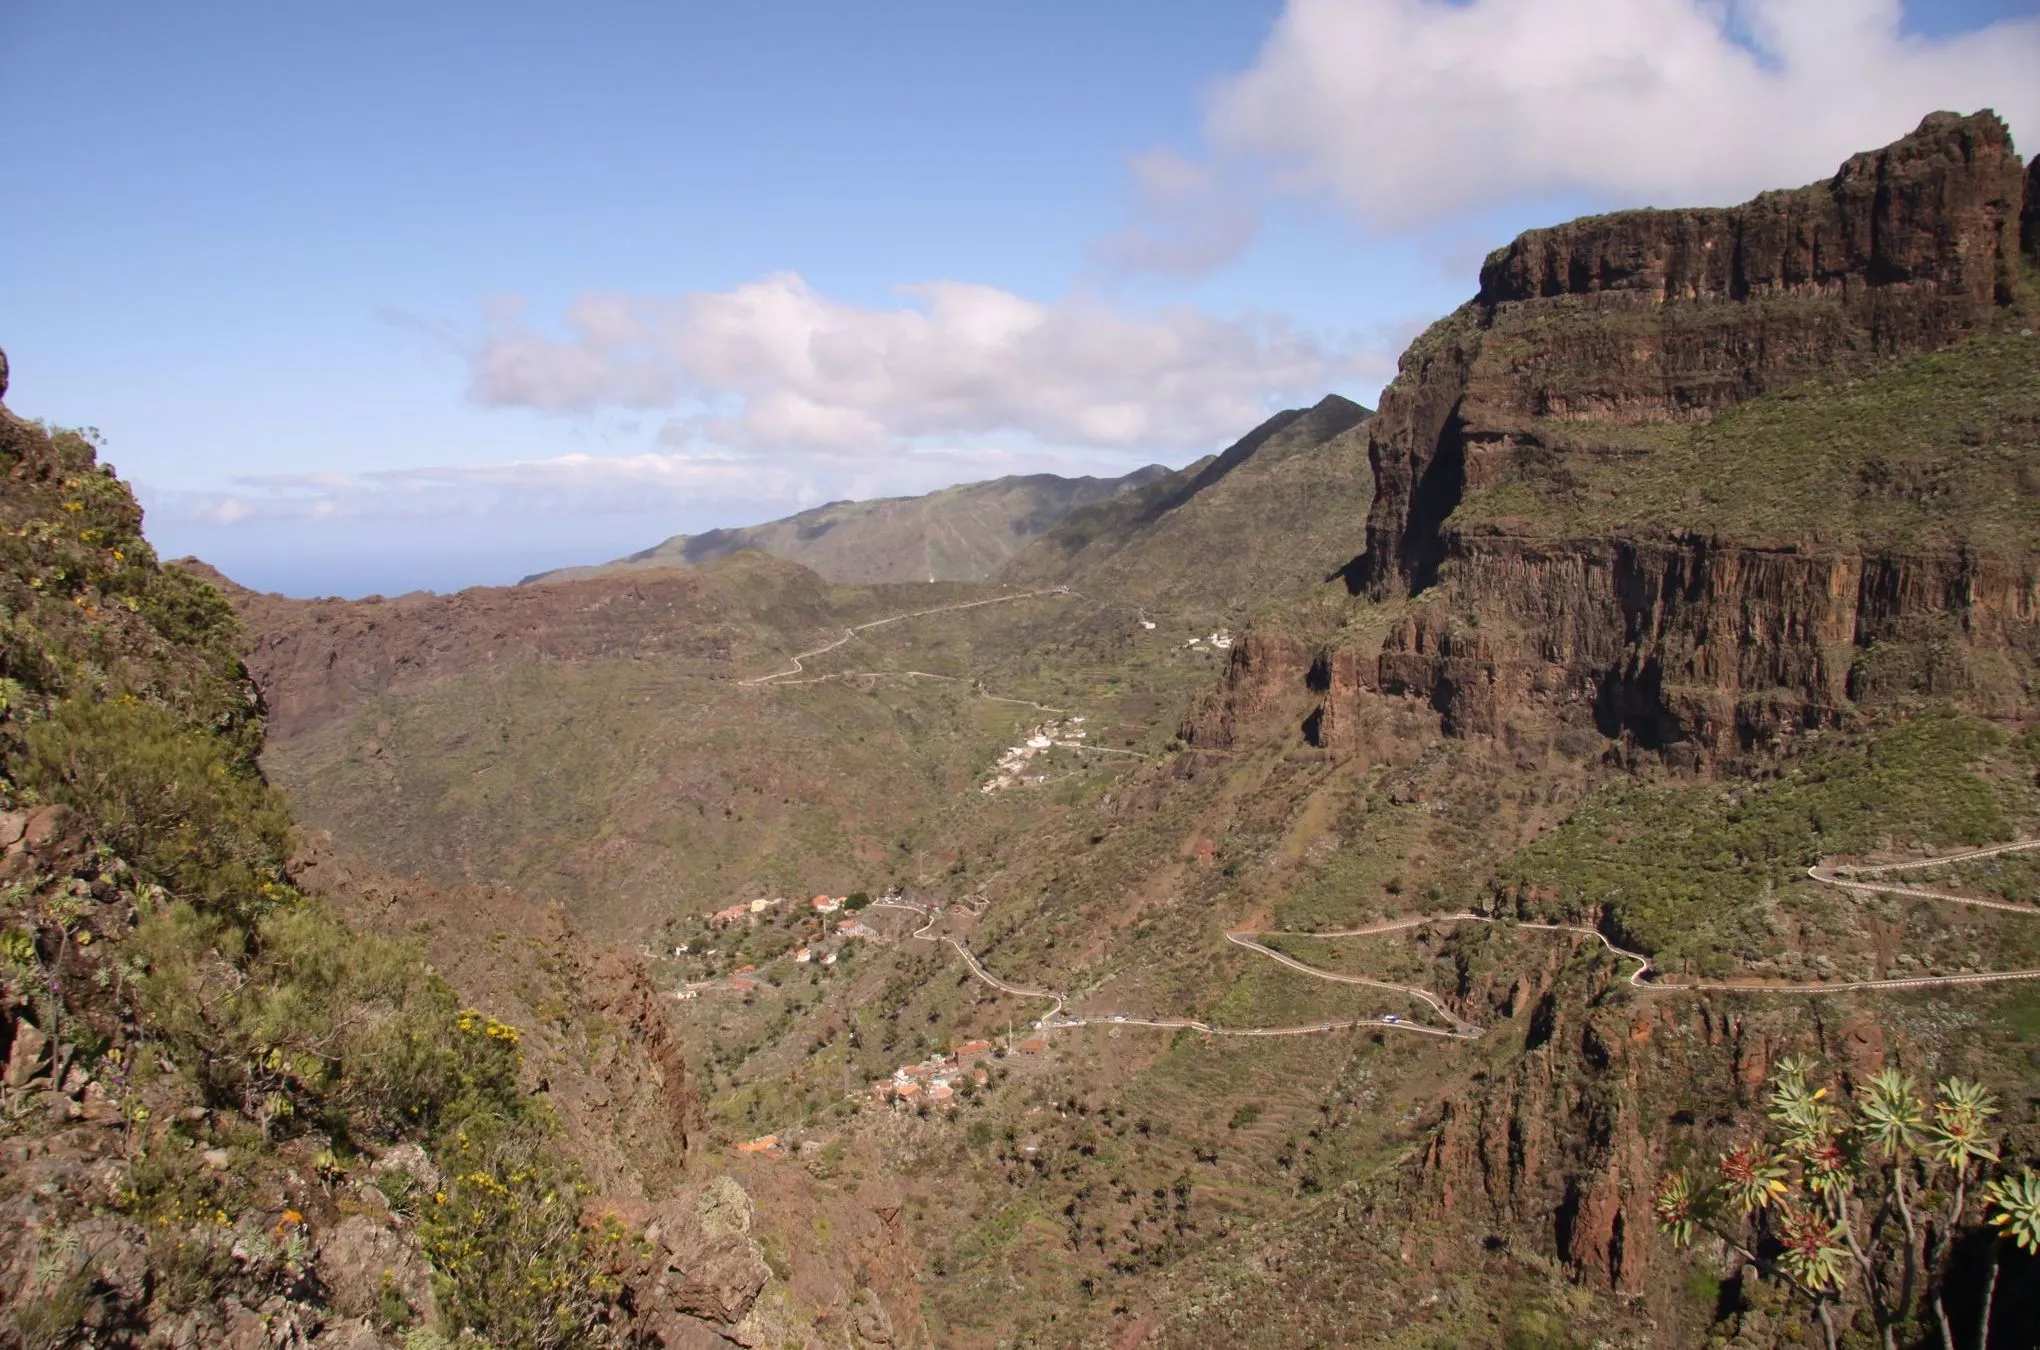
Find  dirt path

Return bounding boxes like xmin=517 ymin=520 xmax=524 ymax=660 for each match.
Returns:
xmin=739 ymin=588 xmax=1069 ymax=686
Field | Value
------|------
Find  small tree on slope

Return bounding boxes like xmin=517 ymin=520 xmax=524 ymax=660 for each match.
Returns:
xmin=1652 ymin=1056 xmax=2040 ymax=1350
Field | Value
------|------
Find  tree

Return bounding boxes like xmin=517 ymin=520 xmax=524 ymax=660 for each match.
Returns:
xmin=1653 ymin=1057 xmax=2035 ymax=1350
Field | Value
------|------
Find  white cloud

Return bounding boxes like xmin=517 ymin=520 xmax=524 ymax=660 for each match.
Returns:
xmin=1205 ymin=0 xmax=2040 ymax=230
xmin=1091 ymin=148 xmax=1261 ymax=277
xmin=467 ymin=272 xmax=1337 ymax=455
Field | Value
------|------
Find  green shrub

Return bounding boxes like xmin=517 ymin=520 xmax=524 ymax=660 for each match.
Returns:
xmin=22 ymin=697 xmax=292 ymax=923
xmin=129 ymin=898 xmax=528 ymax=1142
xmin=420 ymin=1119 xmax=627 ymax=1350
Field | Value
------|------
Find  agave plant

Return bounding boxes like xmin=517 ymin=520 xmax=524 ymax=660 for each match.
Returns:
xmin=1984 ymin=1168 xmax=2040 ymax=1254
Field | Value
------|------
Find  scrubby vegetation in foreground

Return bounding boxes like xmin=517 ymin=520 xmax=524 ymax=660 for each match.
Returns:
xmin=0 ymin=414 xmax=626 ymax=1345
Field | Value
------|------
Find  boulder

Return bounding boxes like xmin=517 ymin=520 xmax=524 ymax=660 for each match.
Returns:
xmin=634 ymin=1177 xmax=772 ymax=1343
xmin=4 ymin=1019 xmax=50 ymax=1089
xmin=316 ymin=1215 xmax=433 ymax=1327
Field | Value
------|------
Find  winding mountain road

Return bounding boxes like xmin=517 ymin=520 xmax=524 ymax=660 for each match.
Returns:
xmin=879 ymin=839 xmax=2040 ymax=1044
xmin=739 ymin=589 xmax=2040 ymax=1038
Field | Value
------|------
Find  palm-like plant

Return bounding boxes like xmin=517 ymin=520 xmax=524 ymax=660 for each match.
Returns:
xmin=1924 ymin=1077 xmax=1999 ymax=1174
xmin=1718 ymin=1142 xmax=1790 ymax=1215
xmin=1984 ymin=1168 xmax=2040 ymax=1254
xmin=1655 ymin=1061 xmax=2021 ymax=1350
xmin=1653 ymin=1172 xmax=1701 ymax=1248
xmin=1775 ymin=1203 xmax=1851 ymax=1293
xmin=1857 ymin=1068 xmax=1926 ymax=1161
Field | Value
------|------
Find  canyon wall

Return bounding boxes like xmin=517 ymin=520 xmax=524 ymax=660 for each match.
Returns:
xmin=1197 ymin=112 xmax=2040 ymax=763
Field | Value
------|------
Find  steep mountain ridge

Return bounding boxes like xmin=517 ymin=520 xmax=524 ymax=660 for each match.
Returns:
xmin=525 ymin=465 xmax=1173 ymax=586
xmin=1191 ymin=110 xmax=2040 ymax=766
xmin=1002 ymin=393 xmax=1374 ymax=617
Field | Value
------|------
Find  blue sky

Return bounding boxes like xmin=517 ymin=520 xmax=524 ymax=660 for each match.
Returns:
xmin=3 ymin=0 xmax=2036 ymax=596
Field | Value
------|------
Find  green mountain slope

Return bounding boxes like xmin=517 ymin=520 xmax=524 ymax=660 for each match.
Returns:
xmin=1000 ymin=393 xmax=1373 ymax=618
xmin=523 ymin=465 xmax=1173 ymax=586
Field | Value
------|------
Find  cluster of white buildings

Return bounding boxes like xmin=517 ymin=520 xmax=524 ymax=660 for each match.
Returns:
xmin=1183 ymin=630 xmax=1234 ymax=650
xmin=980 ymin=716 xmax=1088 ymax=793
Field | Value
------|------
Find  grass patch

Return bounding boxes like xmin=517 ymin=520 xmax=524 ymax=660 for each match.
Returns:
xmin=1496 ymin=711 xmax=2012 ymax=974
xmin=1457 ymin=325 xmax=2040 ymax=554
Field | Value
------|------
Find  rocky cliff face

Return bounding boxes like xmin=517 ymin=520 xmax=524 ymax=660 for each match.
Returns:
xmin=1219 ymin=111 xmax=2040 ymax=764
xmin=1361 ymin=109 xmax=2031 ymax=594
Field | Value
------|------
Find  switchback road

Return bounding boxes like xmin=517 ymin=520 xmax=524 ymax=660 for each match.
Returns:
xmin=880 ymin=838 xmax=2040 ymax=1043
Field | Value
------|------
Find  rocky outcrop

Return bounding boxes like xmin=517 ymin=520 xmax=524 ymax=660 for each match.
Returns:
xmin=1178 ymin=631 xmax=1315 ymax=748
xmin=632 ymin=1178 xmax=774 ymax=1346
xmin=1360 ymin=538 xmax=2039 ymax=758
xmin=2026 ymin=154 xmax=2040 ymax=262
xmin=1310 ymin=111 xmax=2040 ymax=761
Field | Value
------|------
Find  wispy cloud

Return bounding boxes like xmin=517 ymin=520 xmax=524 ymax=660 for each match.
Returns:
xmin=466 ymin=272 xmax=1339 ymax=454
xmin=141 ymin=442 xmax=1164 ymax=531
xmin=1202 ymin=0 xmax=2039 ymax=231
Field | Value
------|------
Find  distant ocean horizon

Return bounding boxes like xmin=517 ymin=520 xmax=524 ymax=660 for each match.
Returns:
xmin=173 ymin=549 xmax=611 ymax=600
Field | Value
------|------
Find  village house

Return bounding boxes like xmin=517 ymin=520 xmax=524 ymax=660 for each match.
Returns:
xmin=835 ymin=919 xmax=878 ymax=940
xmin=952 ymin=1039 xmax=992 ymax=1059
xmin=709 ymin=903 xmax=750 ymax=926
xmin=735 ymin=1134 xmax=780 ymax=1154
xmin=811 ymin=894 xmax=843 ymax=913
xmin=793 ymin=947 xmax=811 ymax=964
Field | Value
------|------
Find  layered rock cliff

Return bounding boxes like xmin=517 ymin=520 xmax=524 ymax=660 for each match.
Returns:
xmin=1199 ymin=111 xmax=2040 ymax=764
